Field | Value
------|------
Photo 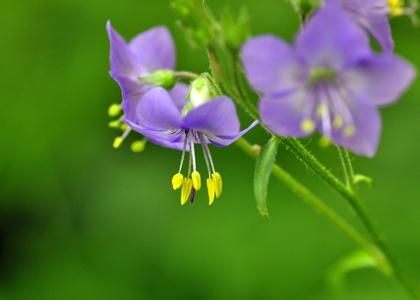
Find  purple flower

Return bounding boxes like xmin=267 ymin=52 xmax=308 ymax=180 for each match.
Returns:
xmin=128 ymin=87 xmax=257 ymax=205
xmin=327 ymin=0 xmax=395 ymax=52
xmin=241 ymin=2 xmax=415 ymax=157
xmin=107 ymin=21 xmax=189 ymax=147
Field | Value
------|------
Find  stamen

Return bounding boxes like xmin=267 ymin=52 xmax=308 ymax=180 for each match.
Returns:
xmin=191 ymin=171 xmax=201 ymax=191
xmin=131 ymin=139 xmax=147 ymax=153
xmin=344 ymin=126 xmax=356 ymax=137
xmin=172 ymin=173 xmax=184 ymax=190
xmin=300 ymin=119 xmax=315 ymax=133
xmin=212 ymin=172 xmax=223 ymax=198
xmin=207 ymin=178 xmax=215 ymax=205
xmin=181 ymin=178 xmax=193 ymax=205
xmin=113 ymin=128 xmax=131 ymax=149
xmin=108 ymin=103 xmax=122 ymax=117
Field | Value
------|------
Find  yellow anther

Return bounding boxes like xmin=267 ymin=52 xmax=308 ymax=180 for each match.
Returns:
xmin=181 ymin=178 xmax=193 ymax=205
xmin=333 ymin=116 xmax=344 ymax=129
xmin=207 ymin=178 xmax=215 ymax=205
xmin=344 ymin=126 xmax=356 ymax=137
xmin=316 ymin=104 xmax=328 ymax=117
xmin=108 ymin=103 xmax=122 ymax=117
xmin=108 ymin=120 xmax=121 ymax=129
xmin=300 ymin=119 xmax=315 ymax=133
xmin=319 ymin=136 xmax=332 ymax=148
xmin=172 ymin=173 xmax=184 ymax=190
xmin=388 ymin=0 xmax=404 ymax=16
xmin=212 ymin=172 xmax=223 ymax=198
xmin=131 ymin=140 xmax=146 ymax=153
xmin=120 ymin=123 xmax=129 ymax=131
xmin=113 ymin=137 xmax=123 ymax=149
xmin=191 ymin=171 xmax=201 ymax=191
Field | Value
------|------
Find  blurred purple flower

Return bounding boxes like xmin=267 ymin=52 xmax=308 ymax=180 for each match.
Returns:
xmin=327 ymin=0 xmax=395 ymax=52
xmin=241 ymin=2 xmax=415 ymax=157
xmin=107 ymin=21 xmax=189 ymax=143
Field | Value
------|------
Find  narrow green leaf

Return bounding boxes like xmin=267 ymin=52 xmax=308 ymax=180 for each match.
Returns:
xmin=327 ymin=250 xmax=392 ymax=293
xmin=353 ymin=174 xmax=374 ymax=188
xmin=254 ymin=137 xmax=279 ymax=220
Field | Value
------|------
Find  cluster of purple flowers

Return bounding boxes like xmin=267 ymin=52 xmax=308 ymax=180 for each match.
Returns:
xmin=107 ymin=0 xmax=415 ymax=204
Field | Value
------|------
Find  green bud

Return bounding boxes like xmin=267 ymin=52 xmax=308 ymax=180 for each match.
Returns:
xmin=188 ymin=73 xmax=220 ymax=108
xmin=221 ymin=7 xmax=251 ymax=51
xmin=139 ymin=70 xmax=176 ymax=89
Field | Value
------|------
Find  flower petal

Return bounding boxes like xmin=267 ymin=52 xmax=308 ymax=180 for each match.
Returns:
xmin=259 ymin=89 xmax=314 ymax=137
xmin=330 ymin=98 xmax=381 ymax=157
xmin=295 ymin=1 xmax=370 ymax=69
xmin=129 ymin=26 xmax=176 ymax=72
xmin=182 ymin=97 xmax=240 ymax=137
xmin=343 ymin=55 xmax=416 ymax=106
xmin=357 ymin=12 xmax=394 ymax=52
xmin=115 ymin=76 xmax=151 ymax=121
xmin=208 ymin=121 xmax=259 ymax=147
xmin=125 ymin=119 xmax=185 ymax=150
xmin=169 ymin=83 xmax=189 ymax=111
xmin=134 ymin=87 xmax=182 ymax=131
xmin=241 ymin=35 xmax=304 ymax=94
xmin=107 ymin=21 xmax=142 ymax=79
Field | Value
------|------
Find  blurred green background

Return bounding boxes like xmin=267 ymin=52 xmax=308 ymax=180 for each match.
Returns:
xmin=1 ymin=0 xmax=419 ymax=299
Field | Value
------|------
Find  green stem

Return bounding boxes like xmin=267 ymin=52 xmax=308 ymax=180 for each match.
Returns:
xmin=235 ymin=138 xmax=385 ymax=264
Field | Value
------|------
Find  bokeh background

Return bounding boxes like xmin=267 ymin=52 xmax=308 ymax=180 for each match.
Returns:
xmin=2 ymin=0 xmax=420 ymax=299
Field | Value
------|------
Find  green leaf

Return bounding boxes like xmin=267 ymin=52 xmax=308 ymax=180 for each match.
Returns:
xmin=353 ymin=174 xmax=374 ymax=188
xmin=254 ymin=137 xmax=279 ymax=220
xmin=327 ymin=250 xmax=392 ymax=292
xmin=220 ymin=7 xmax=251 ymax=51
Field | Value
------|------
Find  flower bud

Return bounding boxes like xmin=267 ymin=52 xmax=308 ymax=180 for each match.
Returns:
xmin=139 ymin=70 xmax=176 ymax=89
xmin=188 ymin=73 xmax=220 ymax=108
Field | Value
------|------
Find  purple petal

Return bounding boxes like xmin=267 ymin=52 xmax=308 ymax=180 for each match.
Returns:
xmin=169 ymin=83 xmax=189 ymax=111
xmin=208 ymin=121 xmax=259 ymax=147
xmin=125 ymin=119 xmax=185 ymax=150
xmin=329 ymin=98 xmax=381 ymax=157
xmin=259 ymin=89 xmax=313 ymax=137
xmin=241 ymin=35 xmax=304 ymax=94
xmin=182 ymin=97 xmax=241 ymax=137
xmin=295 ymin=1 xmax=370 ymax=69
xmin=129 ymin=26 xmax=176 ymax=72
xmin=114 ymin=76 xmax=151 ymax=121
xmin=343 ymin=55 xmax=416 ymax=106
xmin=107 ymin=21 xmax=142 ymax=80
xmin=134 ymin=87 xmax=182 ymax=131
xmin=357 ymin=13 xmax=394 ymax=52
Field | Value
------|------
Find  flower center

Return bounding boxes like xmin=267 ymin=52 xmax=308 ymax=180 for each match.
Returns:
xmin=171 ymin=131 xmax=223 ymax=206
xmin=308 ymin=67 xmax=336 ymax=85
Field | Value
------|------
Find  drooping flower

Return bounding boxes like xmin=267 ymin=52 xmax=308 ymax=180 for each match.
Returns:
xmin=241 ymin=1 xmax=415 ymax=157
xmin=125 ymin=76 xmax=257 ymax=205
xmin=327 ymin=0 xmax=416 ymax=52
xmin=107 ymin=21 xmax=189 ymax=149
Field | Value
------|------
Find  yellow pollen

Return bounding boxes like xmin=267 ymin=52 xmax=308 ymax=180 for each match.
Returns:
xmin=191 ymin=171 xmax=202 ymax=191
xmin=181 ymin=178 xmax=193 ymax=205
xmin=319 ymin=136 xmax=332 ymax=148
xmin=108 ymin=120 xmax=121 ymax=129
xmin=344 ymin=126 xmax=356 ymax=137
xmin=131 ymin=140 xmax=146 ymax=153
xmin=333 ymin=116 xmax=344 ymax=129
xmin=300 ymin=119 xmax=315 ymax=133
xmin=108 ymin=103 xmax=122 ymax=117
xmin=207 ymin=178 xmax=215 ymax=205
xmin=388 ymin=0 xmax=404 ymax=16
xmin=172 ymin=173 xmax=184 ymax=190
xmin=316 ymin=104 xmax=328 ymax=117
xmin=113 ymin=137 xmax=123 ymax=149
xmin=212 ymin=172 xmax=223 ymax=198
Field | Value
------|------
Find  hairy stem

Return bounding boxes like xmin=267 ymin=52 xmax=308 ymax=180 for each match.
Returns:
xmin=235 ymin=138 xmax=386 ymax=265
